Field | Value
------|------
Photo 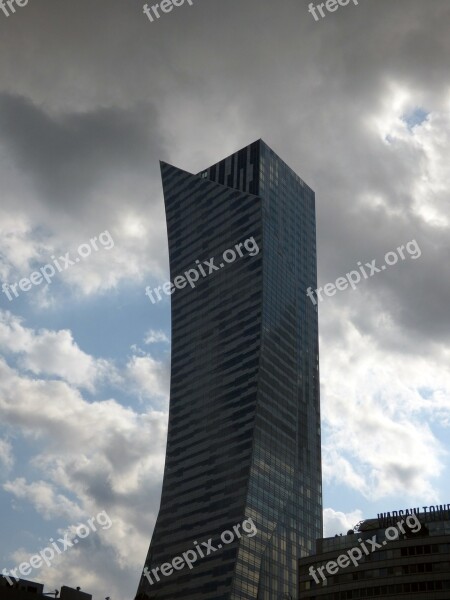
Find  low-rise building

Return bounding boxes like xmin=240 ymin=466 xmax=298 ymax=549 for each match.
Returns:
xmin=299 ymin=505 xmax=450 ymax=599
xmin=0 ymin=577 xmax=92 ymax=599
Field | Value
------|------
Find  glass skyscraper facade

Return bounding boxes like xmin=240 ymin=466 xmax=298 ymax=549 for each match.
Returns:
xmin=136 ymin=140 xmax=322 ymax=600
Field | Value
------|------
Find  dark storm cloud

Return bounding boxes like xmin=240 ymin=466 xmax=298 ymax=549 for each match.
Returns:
xmin=0 ymin=93 xmax=162 ymax=208
xmin=0 ymin=0 xmax=447 ymax=348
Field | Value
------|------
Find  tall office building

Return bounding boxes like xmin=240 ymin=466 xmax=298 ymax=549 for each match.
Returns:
xmin=136 ymin=140 xmax=322 ymax=600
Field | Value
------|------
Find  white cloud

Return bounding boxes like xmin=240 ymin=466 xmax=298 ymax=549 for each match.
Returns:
xmin=3 ymin=479 xmax=85 ymax=522
xmin=0 ymin=211 xmax=39 ymax=281
xmin=366 ymin=90 xmax=450 ymax=229
xmin=126 ymin=354 xmax=169 ymax=404
xmin=0 ymin=314 xmax=169 ymax=595
xmin=144 ymin=329 xmax=170 ymax=344
xmin=0 ymin=355 xmax=168 ymax=594
xmin=0 ymin=437 xmax=13 ymax=470
xmin=321 ymin=309 xmax=450 ymax=502
xmin=0 ymin=311 xmax=114 ymax=391
xmin=323 ymin=508 xmax=364 ymax=538
xmin=9 ymin=510 xmax=123 ymax=598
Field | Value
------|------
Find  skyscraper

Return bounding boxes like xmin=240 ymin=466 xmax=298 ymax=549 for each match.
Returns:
xmin=136 ymin=140 xmax=322 ymax=600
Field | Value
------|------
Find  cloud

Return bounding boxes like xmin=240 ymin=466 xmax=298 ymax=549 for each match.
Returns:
xmin=0 ymin=313 xmax=170 ymax=597
xmin=0 ymin=437 xmax=13 ymax=471
xmin=0 ymin=92 xmax=169 ymax=300
xmin=7 ymin=506 xmax=125 ymax=597
xmin=0 ymin=353 xmax=168 ymax=597
xmin=0 ymin=214 xmax=38 ymax=281
xmin=0 ymin=93 xmax=157 ymax=208
xmin=0 ymin=311 xmax=113 ymax=391
xmin=323 ymin=508 xmax=364 ymax=538
xmin=126 ymin=354 xmax=170 ymax=405
xmin=321 ymin=310 xmax=450 ymax=502
xmin=3 ymin=479 xmax=85 ymax=522
xmin=144 ymin=329 xmax=170 ymax=345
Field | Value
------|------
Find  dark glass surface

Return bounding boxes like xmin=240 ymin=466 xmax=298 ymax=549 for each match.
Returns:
xmin=136 ymin=140 xmax=322 ymax=600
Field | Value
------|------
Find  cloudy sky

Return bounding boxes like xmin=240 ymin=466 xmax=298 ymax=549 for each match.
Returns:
xmin=0 ymin=0 xmax=449 ymax=598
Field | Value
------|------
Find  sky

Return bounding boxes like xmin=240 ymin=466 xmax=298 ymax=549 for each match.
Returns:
xmin=0 ymin=0 xmax=450 ymax=598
